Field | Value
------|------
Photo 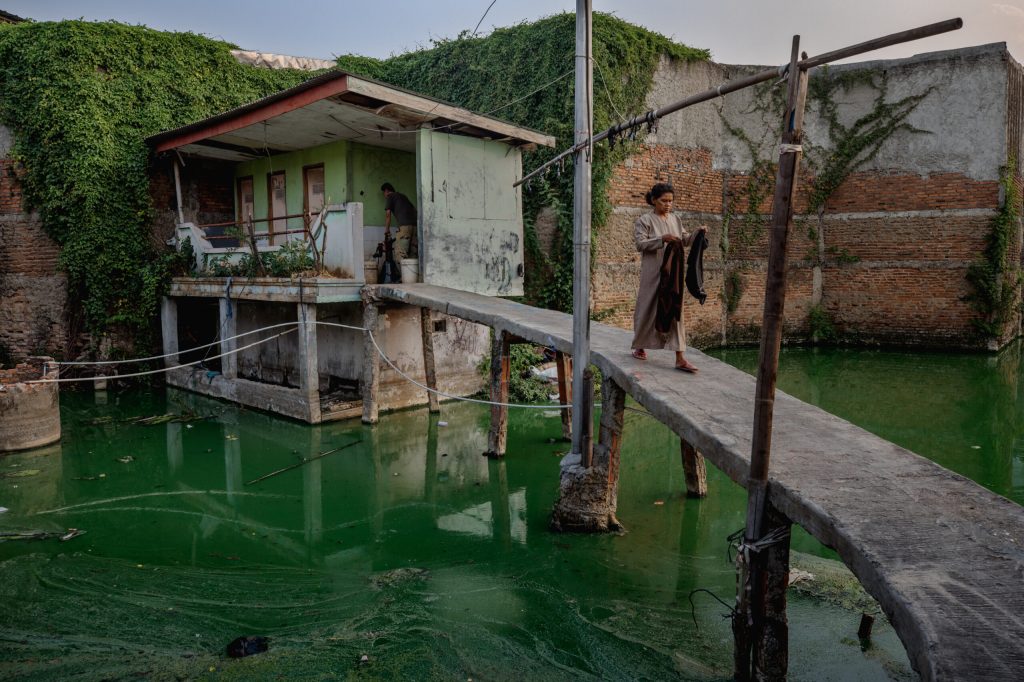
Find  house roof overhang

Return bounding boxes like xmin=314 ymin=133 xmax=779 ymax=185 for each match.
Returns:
xmin=146 ymin=70 xmax=556 ymax=161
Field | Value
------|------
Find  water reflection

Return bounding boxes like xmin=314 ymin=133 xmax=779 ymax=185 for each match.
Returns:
xmin=0 ymin=386 xmax=912 ymax=680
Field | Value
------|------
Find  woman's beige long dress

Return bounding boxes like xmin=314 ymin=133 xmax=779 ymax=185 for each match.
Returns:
xmin=631 ymin=211 xmax=694 ymax=351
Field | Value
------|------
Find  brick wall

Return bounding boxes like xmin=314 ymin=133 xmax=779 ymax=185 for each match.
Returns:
xmin=0 ymin=148 xmax=69 ymax=362
xmin=592 ymin=142 xmax=1013 ymax=350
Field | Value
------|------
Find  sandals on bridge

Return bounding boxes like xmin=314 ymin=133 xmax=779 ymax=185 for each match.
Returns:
xmin=631 ymin=349 xmax=647 ymax=360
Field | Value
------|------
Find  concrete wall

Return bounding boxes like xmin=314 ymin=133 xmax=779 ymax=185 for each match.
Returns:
xmin=418 ymin=129 xmax=525 ymax=296
xmin=591 ymin=43 xmax=1020 ymax=350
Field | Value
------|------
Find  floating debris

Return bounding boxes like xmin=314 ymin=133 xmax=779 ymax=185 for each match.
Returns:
xmin=369 ymin=567 xmax=429 ymax=589
xmin=73 ymin=474 xmax=107 ymax=481
xmin=117 ymin=456 xmax=135 ymax=464
xmin=1 ymin=469 xmax=41 ymax=479
xmin=60 ymin=528 xmax=86 ymax=542
xmin=437 ymin=421 xmax=448 ymax=427
xmin=226 ymin=635 xmax=268 ymax=658
xmin=87 ymin=410 xmax=209 ymax=427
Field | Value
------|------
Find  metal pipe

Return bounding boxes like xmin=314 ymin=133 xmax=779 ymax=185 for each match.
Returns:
xmin=571 ymin=0 xmax=594 ymax=463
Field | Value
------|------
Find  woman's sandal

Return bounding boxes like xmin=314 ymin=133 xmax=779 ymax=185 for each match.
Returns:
xmin=675 ymin=360 xmax=698 ymax=373
xmin=631 ymin=349 xmax=647 ymax=360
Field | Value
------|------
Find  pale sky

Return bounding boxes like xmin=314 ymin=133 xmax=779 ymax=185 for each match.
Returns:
xmin=5 ymin=1 xmax=1024 ymax=66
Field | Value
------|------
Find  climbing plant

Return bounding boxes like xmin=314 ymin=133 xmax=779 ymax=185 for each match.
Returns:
xmin=717 ymin=66 xmax=934 ymax=341
xmin=336 ymin=13 xmax=709 ymax=311
xmin=0 ymin=20 xmax=314 ymax=354
xmin=965 ymin=161 xmax=1021 ymax=340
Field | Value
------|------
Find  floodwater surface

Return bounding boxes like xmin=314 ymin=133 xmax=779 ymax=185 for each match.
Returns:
xmin=1 ymin=355 xmax=952 ymax=680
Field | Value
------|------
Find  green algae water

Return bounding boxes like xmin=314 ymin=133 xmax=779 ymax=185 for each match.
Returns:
xmin=0 ymin=378 xmax=918 ymax=681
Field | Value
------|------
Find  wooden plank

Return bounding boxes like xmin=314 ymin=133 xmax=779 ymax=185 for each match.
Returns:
xmin=555 ymin=351 xmax=573 ymax=441
xmin=597 ymin=375 xmax=625 ymax=513
xmin=681 ymin=439 xmax=708 ymax=498
xmin=485 ymin=330 xmax=511 ymax=457
xmin=753 ymin=505 xmax=792 ymax=680
xmin=420 ymin=307 xmax=440 ymax=413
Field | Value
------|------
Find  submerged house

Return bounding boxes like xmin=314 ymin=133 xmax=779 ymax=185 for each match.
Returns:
xmin=147 ymin=70 xmax=554 ymax=423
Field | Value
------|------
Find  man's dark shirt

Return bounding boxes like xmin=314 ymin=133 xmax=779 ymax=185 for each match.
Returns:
xmin=385 ymin=191 xmax=417 ymax=226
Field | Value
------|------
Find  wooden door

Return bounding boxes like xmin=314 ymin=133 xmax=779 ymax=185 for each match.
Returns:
xmin=268 ymin=171 xmax=287 ymax=245
xmin=237 ymin=176 xmax=254 ymax=227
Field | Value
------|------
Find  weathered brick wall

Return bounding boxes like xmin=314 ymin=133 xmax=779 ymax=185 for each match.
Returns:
xmin=589 ymin=44 xmax=1020 ymax=351
xmin=0 ymin=126 xmax=69 ymax=363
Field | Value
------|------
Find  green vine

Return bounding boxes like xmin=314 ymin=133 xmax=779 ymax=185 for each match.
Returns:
xmin=966 ymin=161 xmax=1021 ymax=340
xmin=336 ymin=13 xmax=709 ymax=311
xmin=805 ymin=68 xmax=933 ymax=214
xmin=0 ymin=21 xmax=314 ymax=355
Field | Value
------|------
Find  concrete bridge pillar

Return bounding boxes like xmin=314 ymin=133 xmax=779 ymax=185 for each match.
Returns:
xmin=361 ymin=298 xmax=381 ymax=425
xmin=219 ymin=297 xmax=237 ymax=379
xmin=550 ymin=375 xmax=625 ymax=533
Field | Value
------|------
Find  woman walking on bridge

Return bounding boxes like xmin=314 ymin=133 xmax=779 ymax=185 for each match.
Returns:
xmin=631 ymin=183 xmax=706 ymax=373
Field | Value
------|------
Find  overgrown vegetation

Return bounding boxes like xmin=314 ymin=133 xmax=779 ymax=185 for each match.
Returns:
xmin=0 ymin=21 xmax=314 ymax=355
xmin=966 ymin=161 xmax=1022 ymax=340
xmin=336 ymin=13 xmax=709 ymax=311
xmin=478 ymin=344 xmax=551 ymax=404
xmin=206 ymin=241 xmax=315 ymax=278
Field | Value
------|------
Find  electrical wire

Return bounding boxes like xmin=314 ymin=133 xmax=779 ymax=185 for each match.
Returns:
xmin=471 ymin=0 xmax=499 ymax=38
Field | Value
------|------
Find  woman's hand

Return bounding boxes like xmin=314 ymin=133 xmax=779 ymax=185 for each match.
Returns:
xmin=662 ymin=233 xmax=681 ymax=243
xmin=697 ymin=225 xmax=708 ymax=233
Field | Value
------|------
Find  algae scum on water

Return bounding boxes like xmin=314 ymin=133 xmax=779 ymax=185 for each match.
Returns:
xmin=0 ymin=385 xmax=912 ymax=680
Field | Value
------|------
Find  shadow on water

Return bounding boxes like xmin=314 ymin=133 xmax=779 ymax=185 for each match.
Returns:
xmin=0 ymin=383 xmax=913 ymax=680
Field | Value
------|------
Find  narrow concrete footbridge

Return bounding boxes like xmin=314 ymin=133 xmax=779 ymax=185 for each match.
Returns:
xmin=368 ymin=283 xmax=1024 ymax=681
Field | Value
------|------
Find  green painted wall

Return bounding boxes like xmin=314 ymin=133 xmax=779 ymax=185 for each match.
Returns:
xmin=233 ymin=140 xmax=415 ymax=232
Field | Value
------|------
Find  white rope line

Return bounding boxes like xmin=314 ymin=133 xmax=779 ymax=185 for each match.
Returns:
xmin=318 ymin=321 xmax=570 ymax=411
xmin=29 ymin=320 xmax=573 ymax=410
xmin=58 ymin=321 xmax=307 ymax=365
xmin=28 ymin=328 xmax=299 ymax=384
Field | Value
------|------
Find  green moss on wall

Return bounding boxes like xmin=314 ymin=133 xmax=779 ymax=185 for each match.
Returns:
xmin=0 ymin=20 xmax=314 ymax=353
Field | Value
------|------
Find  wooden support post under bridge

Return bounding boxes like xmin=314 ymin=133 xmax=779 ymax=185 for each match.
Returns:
xmin=681 ymin=440 xmax=708 ymax=498
xmin=420 ymin=307 xmax=440 ymax=413
xmin=555 ymin=351 xmax=573 ymax=441
xmin=485 ymin=330 xmax=511 ymax=458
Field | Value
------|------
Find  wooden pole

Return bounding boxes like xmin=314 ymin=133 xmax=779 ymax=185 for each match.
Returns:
xmin=735 ymin=35 xmax=806 ymax=682
xmin=420 ymin=307 xmax=440 ymax=413
xmin=571 ymin=0 xmax=594 ymax=465
xmin=486 ymin=330 xmax=511 ymax=458
xmin=173 ymin=158 xmax=185 ymax=225
xmin=555 ymin=351 xmax=573 ymax=441
xmin=361 ymin=298 xmax=381 ymax=425
xmin=681 ymin=440 xmax=708 ymax=498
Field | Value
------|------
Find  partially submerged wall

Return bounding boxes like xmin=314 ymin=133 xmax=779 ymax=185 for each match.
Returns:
xmin=0 ymin=356 xmax=60 ymax=452
xmin=593 ymin=43 xmax=1021 ymax=350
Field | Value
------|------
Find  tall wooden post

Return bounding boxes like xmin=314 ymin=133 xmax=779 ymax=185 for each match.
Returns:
xmin=361 ymin=297 xmax=381 ymax=425
xmin=570 ymin=0 xmax=594 ymax=465
xmin=420 ymin=307 xmax=440 ymax=413
xmin=555 ymin=351 xmax=573 ymax=441
xmin=735 ymin=36 xmax=808 ymax=681
xmin=485 ymin=330 xmax=511 ymax=457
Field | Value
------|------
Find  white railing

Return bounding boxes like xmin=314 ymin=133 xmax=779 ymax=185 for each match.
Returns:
xmin=175 ymin=203 xmax=364 ymax=280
